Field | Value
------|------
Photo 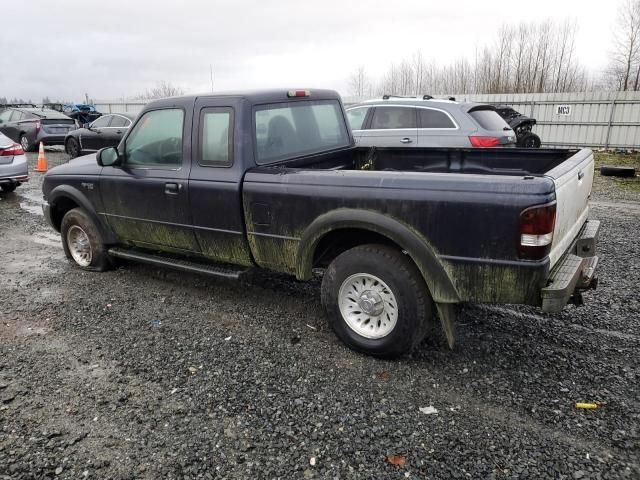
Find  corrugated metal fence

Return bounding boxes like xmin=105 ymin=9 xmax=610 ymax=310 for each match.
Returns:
xmin=98 ymin=91 xmax=640 ymax=149
xmin=345 ymin=91 xmax=640 ymax=149
xmin=93 ymin=101 xmax=146 ymax=115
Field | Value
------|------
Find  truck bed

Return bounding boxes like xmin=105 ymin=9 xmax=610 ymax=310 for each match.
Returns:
xmin=244 ymin=146 xmax=594 ymax=306
xmin=283 ymin=146 xmax=581 ymax=176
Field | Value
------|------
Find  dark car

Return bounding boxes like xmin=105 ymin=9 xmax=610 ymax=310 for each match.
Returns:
xmin=0 ymin=106 xmax=76 ymax=151
xmin=64 ymin=113 xmax=136 ymax=158
xmin=42 ymin=89 xmax=598 ymax=358
xmin=495 ymin=105 xmax=541 ymax=148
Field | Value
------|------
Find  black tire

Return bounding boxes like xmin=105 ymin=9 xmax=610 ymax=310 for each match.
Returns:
xmin=321 ymin=244 xmax=435 ymax=358
xmin=600 ymin=165 xmax=636 ymax=178
xmin=19 ymin=134 xmax=36 ymax=152
xmin=66 ymin=137 xmax=81 ymax=158
xmin=60 ymin=208 xmax=111 ymax=271
xmin=0 ymin=183 xmax=17 ymax=193
xmin=517 ymin=132 xmax=541 ymax=148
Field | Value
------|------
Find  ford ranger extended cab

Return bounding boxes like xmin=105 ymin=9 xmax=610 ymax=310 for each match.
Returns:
xmin=42 ymin=89 xmax=599 ymax=357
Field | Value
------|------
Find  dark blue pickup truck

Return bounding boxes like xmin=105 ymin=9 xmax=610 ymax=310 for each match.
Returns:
xmin=42 ymin=89 xmax=599 ymax=357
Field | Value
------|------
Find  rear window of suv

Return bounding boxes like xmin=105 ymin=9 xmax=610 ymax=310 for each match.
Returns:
xmin=469 ymin=109 xmax=509 ymax=131
xmin=254 ymin=100 xmax=350 ymax=165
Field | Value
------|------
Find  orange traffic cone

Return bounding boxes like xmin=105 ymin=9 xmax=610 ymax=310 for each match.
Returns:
xmin=34 ymin=142 xmax=48 ymax=173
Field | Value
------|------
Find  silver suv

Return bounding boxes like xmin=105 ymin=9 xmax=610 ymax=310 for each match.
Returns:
xmin=346 ymin=96 xmax=516 ymax=148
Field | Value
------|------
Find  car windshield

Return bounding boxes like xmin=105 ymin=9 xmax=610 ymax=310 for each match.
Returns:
xmin=254 ymin=100 xmax=350 ymax=164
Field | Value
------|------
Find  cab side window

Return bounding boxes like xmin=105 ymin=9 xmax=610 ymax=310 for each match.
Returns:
xmin=125 ymin=109 xmax=184 ymax=168
xmin=199 ymin=108 xmax=232 ymax=167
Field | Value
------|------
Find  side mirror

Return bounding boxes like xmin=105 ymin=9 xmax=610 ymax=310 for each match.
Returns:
xmin=97 ymin=146 xmax=121 ymax=167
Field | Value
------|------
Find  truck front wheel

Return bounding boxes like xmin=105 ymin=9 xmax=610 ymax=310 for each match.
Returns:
xmin=321 ymin=244 xmax=434 ymax=358
xmin=61 ymin=208 xmax=111 ymax=271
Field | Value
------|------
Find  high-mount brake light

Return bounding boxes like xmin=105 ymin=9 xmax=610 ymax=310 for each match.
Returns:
xmin=287 ymin=90 xmax=310 ymax=98
xmin=469 ymin=136 xmax=500 ymax=147
xmin=0 ymin=143 xmax=24 ymax=156
xmin=518 ymin=202 xmax=557 ymax=260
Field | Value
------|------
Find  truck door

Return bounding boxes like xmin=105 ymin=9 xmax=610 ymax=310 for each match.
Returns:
xmin=187 ymin=99 xmax=253 ymax=266
xmin=99 ymin=107 xmax=200 ymax=252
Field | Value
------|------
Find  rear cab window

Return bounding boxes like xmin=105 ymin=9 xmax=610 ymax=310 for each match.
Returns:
xmin=469 ymin=108 xmax=510 ymax=131
xmin=370 ymin=107 xmax=416 ymax=129
xmin=254 ymin=100 xmax=350 ymax=165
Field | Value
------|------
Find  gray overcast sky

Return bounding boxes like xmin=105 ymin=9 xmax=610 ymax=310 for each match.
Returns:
xmin=1 ymin=0 xmax=617 ymax=101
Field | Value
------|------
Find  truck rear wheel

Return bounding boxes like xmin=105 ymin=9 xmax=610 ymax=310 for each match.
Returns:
xmin=321 ymin=244 xmax=434 ymax=358
xmin=61 ymin=208 xmax=111 ymax=271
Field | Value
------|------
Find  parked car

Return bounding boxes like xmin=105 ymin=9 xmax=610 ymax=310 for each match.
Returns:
xmin=346 ymin=96 xmax=516 ymax=148
xmin=62 ymin=104 xmax=102 ymax=126
xmin=0 ymin=131 xmax=28 ymax=193
xmin=65 ymin=113 xmax=136 ymax=158
xmin=495 ymin=105 xmax=541 ymax=148
xmin=0 ymin=106 xmax=76 ymax=151
xmin=42 ymin=89 xmax=599 ymax=358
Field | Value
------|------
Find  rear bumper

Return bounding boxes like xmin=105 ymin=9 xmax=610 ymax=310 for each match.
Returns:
xmin=541 ymin=220 xmax=600 ymax=312
xmin=37 ymin=133 xmax=68 ymax=146
xmin=0 ymin=155 xmax=29 ymax=185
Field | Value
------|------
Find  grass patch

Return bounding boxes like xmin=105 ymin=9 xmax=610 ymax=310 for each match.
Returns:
xmin=593 ymin=152 xmax=640 ymax=195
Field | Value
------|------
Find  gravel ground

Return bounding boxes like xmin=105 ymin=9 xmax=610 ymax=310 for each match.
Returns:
xmin=0 ymin=150 xmax=638 ymax=479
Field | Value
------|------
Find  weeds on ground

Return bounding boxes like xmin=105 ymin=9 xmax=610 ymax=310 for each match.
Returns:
xmin=592 ymin=152 xmax=640 ymax=195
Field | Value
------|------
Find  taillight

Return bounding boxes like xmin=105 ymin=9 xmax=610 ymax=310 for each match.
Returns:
xmin=518 ymin=202 xmax=556 ymax=260
xmin=287 ymin=90 xmax=310 ymax=98
xmin=0 ymin=144 xmax=24 ymax=156
xmin=469 ymin=136 xmax=500 ymax=147
xmin=35 ymin=121 xmax=41 ymax=135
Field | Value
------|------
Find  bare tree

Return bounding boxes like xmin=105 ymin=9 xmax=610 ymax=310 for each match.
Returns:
xmin=606 ymin=0 xmax=640 ymax=90
xmin=136 ymin=81 xmax=185 ymax=100
xmin=348 ymin=66 xmax=370 ymax=97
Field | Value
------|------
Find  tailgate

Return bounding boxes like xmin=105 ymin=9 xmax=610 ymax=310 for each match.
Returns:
xmin=546 ymin=149 xmax=594 ymax=268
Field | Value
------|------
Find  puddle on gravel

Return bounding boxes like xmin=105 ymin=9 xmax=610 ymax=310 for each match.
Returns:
xmin=17 ymin=190 xmax=45 ymax=216
xmin=31 ymin=231 xmax=60 ymax=248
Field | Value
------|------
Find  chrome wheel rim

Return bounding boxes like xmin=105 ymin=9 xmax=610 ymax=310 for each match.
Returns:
xmin=20 ymin=136 xmax=29 ymax=151
xmin=338 ymin=273 xmax=398 ymax=339
xmin=67 ymin=225 xmax=92 ymax=267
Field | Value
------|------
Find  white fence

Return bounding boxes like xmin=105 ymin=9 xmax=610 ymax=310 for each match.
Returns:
xmin=344 ymin=91 xmax=640 ymax=150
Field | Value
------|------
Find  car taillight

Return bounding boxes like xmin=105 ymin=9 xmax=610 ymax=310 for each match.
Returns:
xmin=35 ymin=121 xmax=41 ymax=134
xmin=469 ymin=136 xmax=500 ymax=147
xmin=518 ymin=202 xmax=556 ymax=260
xmin=0 ymin=144 xmax=24 ymax=156
xmin=287 ymin=90 xmax=310 ymax=97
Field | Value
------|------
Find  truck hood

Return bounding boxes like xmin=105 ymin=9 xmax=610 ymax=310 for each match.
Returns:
xmin=45 ymin=153 xmax=101 ymax=176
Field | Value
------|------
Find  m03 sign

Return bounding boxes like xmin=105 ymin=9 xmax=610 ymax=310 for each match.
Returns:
xmin=556 ymin=105 xmax=571 ymax=116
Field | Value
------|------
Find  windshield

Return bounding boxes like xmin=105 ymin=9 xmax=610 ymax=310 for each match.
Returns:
xmin=254 ymin=100 xmax=350 ymax=164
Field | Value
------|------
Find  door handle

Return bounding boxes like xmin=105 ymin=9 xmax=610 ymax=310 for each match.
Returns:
xmin=164 ymin=182 xmax=181 ymax=195
xmin=578 ymin=170 xmax=585 ymax=180
xmin=116 ymin=130 xmax=123 ymax=134
xmin=400 ymin=137 xmax=413 ymax=144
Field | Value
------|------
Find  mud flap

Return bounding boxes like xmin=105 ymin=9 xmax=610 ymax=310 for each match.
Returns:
xmin=435 ymin=303 xmax=457 ymax=349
